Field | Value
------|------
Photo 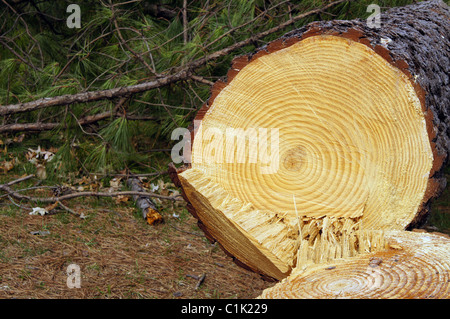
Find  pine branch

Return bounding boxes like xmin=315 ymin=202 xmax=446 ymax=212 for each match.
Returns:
xmin=0 ymin=70 xmax=190 ymax=116
xmin=1 ymin=0 xmax=44 ymax=68
xmin=0 ymin=0 xmax=351 ymax=116
xmin=0 ymin=110 xmax=158 ymax=133
xmin=0 ymin=38 xmax=41 ymax=71
xmin=111 ymin=4 xmax=158 ymax=76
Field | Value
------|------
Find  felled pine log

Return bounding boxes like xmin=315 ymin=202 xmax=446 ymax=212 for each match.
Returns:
xmin=170 ymin=0 xmax=450 ymax=286
xmin=258 ymin=231 xmax=450 ymax=299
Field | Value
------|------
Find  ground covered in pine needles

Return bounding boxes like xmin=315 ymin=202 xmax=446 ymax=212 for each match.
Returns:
xmin=0 ymin=178 xmax=275 ymax=299
xmin=0 ymin=165 xmax=448 ymax=299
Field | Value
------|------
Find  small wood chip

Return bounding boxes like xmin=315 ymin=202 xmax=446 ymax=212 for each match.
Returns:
xmin=30 ymin=230 xmax=50 ymax=236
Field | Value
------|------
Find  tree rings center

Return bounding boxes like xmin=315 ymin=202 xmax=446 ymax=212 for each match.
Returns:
xmin=282 ymin=147 xmax=305 ymax=172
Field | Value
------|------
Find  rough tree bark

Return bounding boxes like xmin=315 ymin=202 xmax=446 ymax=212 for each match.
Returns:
xmin=170 ymin=0 xmax=450 ymax=287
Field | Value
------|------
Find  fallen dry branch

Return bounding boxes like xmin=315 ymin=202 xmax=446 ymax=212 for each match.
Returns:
xmin=2 ymin=174 xmax=35 ymax=186
xmin=0 ymin=71 xmax=190 ymax=116
xmin=0 ymin=111 xmax=113 ymax=133
xmin=1 ymin=187 xmax=179 ymax=203
xmin=0 ymin=176 xmax=180 ymax=208
xmin=56 ymin=200 xmax=79 ymax=216
xmin=0 ymin=0 xmax=350 ymax=117
xmin=0 ymin=111 xmax=158 ymax=133
xmin=88 ymin=170 xmax=169 ymax=178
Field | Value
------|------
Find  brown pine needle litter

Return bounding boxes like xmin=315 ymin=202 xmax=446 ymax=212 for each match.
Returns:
xmin=0 ymin=198 xmax=274 ymax=299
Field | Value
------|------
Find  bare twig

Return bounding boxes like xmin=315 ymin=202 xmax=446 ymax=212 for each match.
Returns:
xmin=169 ymin=224 xmax=202 ymax=237
xmin=0 ymin=39 xmax=41 ymax=71
xmin=0 ymin=110 xmax=158 ymax=133
xmin=7 ymin=195 xmax=31 ymax=210
xmin=0 ymin=182 xmax=180 ymax=204
xmin=201 ymin=0 xmax=291 ymax=51
xmin=1 ymin=0 xmax=44 ymax=68
xmin=190 ymin=75 xmax=214 ymax=86
xmin=133 ymin=99 xmax=196 ymax=111
xmin=88 ymin=170 xmax=168 ymax=178
xmin=52 ymin=32 xmax=113 ymax=85
xmin=111 ymin=4 xmax=158 ymax=76
xmin=5 ymin=174 xmax=35 ymax=186
xmin=57 ymin=200 xmax=79 ymax=216
xmin=182 ymin=0 xmax=188 ymax=45
xmin=0 ymin=111 xmax=112 ymax=133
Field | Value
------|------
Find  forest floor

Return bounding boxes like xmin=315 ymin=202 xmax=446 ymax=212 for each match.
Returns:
xmin=0 ymin=173 xmax=275 ymax=299
xmin=0 ymin=165 xmax=448 ymax=299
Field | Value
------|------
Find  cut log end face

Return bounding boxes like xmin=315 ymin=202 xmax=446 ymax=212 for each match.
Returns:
xmin=179 ymin=35 xmax=437 ymax=280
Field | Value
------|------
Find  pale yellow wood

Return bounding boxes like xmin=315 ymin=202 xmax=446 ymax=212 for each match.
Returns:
xmin=180 ymin=35 xmax=434 ymax=279
xmin=179 ymin=168 xmax=295 ymax=279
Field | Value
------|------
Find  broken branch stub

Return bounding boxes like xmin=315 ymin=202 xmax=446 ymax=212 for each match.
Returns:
xmin=127 ymin=177 xmax=163 ymax=225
